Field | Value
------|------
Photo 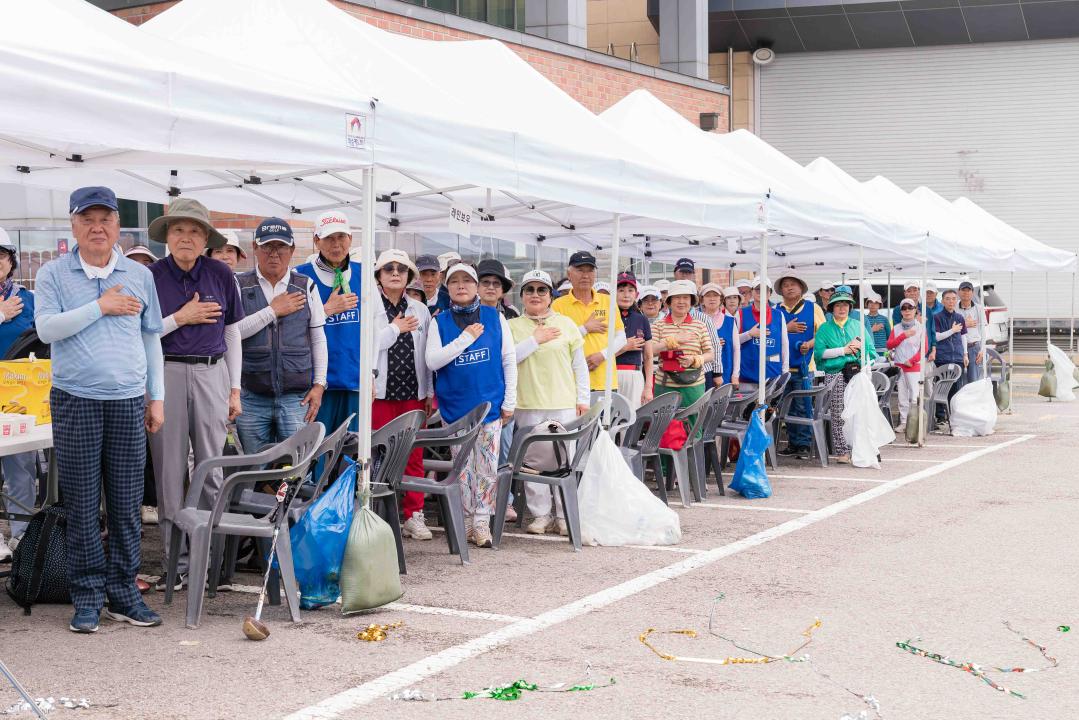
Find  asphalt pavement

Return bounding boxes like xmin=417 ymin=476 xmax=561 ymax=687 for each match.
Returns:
xmin=2 ymin=370 xmax=1077 ymax=720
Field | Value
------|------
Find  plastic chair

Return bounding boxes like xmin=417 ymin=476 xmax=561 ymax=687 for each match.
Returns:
xmin=590 ymin=390 xmax=636 ymax=441
xmin=929 ymin=363 xmax=963 ymax=427
xmin=399 ymin=402 xmax=491 ymax=566
xmin=697 ymin=383 xmax=734 ymax=496
xmin=619 ymin=392 xmax=681 ymax=504
xmin=215 ymin=414 xmax=356 ymax=596
xmin=871 ymin=370 xmax=897 ymax=427
xmin=657 ymin=388 xmax=713 ymax=507
xmin=775 ymin=374 xmax=838 ymax=468
xmin=717 ymin=374 xmax=786 ymax=471
xmin=492 ymin=403 xmax=604 ymax=551
xmin=164 ymin=422 xmax=326 ymax=629
xmin=365 ymin=410 xmax=427 ymax=575
xmin=986 ymin=347 xmax=1008 ymax=384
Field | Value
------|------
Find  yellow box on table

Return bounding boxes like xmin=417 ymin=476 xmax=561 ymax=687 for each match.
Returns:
xmin=0 ymin=357 xmax=51 ymax=427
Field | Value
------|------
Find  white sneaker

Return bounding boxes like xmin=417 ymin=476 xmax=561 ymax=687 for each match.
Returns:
xmin=555 ymin=518 xmax=568 ymax=537
xmin=469 ymin=518 xmax=493 ymax=548
xmin=402 ymin=511 xmax=433 ymax=540
xmin=0 ymin=536 xmax=11 ymax=563
xmin=141 ymin=506 xmax=159 ymax=525
xmin=527 ymin=515 xmax=552 ymax=535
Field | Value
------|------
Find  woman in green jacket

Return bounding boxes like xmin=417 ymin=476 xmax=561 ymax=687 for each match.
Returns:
xmin=813 ymin=290 xmax=877 ymax=464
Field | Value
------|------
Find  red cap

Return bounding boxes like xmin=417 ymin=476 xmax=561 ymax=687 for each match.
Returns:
xmin=616 ymin=271 xmax=638 ymax=288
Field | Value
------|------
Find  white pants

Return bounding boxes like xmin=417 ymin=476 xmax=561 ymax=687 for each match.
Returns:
xmin=897 ymin=371 xmax=920 ymax=424
xmin=514 ymin=407 xmax=577 ymax=519
xmin=617 ymin=368 xmax=645 ymax=410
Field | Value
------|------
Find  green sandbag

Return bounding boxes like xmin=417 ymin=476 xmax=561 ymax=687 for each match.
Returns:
xmin=905 ymin=408 xmax=928 ymax=444
xmin=993 ymin=381 xmax=1011 ymax=412
xmin=340 ymin=504 xmax=403 ymax=615
xmin=1038 ymin=358 xmax=1057 ymax=399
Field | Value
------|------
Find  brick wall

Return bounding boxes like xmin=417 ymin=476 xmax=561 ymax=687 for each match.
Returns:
xmin=111 ymin=1 xmax=726 ymax=126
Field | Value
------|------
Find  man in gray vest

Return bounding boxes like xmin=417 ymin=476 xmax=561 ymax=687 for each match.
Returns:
xmin=235 ymin=218 xmax=328 ymax=452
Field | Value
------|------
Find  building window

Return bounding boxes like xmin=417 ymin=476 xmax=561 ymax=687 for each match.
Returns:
xmin=402 ymin=0 xmax=520 ymax=30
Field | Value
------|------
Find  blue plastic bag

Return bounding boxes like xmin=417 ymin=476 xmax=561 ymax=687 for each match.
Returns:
xmin=290 ymin=458 xmax=356 ymax=609
xmin=727 ymin=406 xmax=773 ymax=499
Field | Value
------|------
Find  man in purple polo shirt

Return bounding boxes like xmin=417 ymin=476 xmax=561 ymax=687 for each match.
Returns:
xmin=147 ymin=199 xmax=244 ymax=591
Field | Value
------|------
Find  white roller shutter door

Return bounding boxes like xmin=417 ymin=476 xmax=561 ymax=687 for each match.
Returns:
xmin=758 ymin=39 xmax=1079 ymax=319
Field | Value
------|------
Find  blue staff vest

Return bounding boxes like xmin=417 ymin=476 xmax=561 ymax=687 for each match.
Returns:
xmin=740 ymin=305 xmax=783 ymax=384
xmin=434 ymin=306 xmax=504 ymax=424
xmin=717 ymin=314 xmax=737 ymax=384
xmin=295 ymin=261 xmax=361 ymax=391
xmin=778 ymin=300 xmax=815 ymax=370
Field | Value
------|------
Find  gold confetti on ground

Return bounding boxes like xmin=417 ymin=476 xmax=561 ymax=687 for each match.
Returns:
xmin=357 ymin=621 xmax=404 ymax=642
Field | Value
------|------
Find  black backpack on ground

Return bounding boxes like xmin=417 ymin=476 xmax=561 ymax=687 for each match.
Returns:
xmin=6 ymin=503 xmax=69 ymax=614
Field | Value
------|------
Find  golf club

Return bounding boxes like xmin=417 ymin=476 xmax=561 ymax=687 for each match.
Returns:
xmin=242 ymin=472 xmax=300 ymax=641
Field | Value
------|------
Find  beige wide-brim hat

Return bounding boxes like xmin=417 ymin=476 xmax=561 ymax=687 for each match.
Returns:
xmin=773 ymin=272 xmax=808 ymax=295
xmin=664 ymin=279 xmax=699 ymax=306
xmin=373 ymin=248 xmax=417 ymax=284
xmin=148 ymin=198 xmax=227 ymax=249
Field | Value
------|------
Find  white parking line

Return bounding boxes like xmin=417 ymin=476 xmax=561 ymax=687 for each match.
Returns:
xmin=432 ymin=526 xmax=703 ymax=554
xmin=887 ymin=443 xmax=995 ymax=449
xmin=770 ymin=473 xmax=887 ymax=483
xmin=696 ymin=503 xmax=812 ymax=514
xmin=878 ymin=457 xmax=947 ymax=462
xmin=285 ymin=434 xmax=1033 ymax=719
xmin=383 ymin=602 xmax=527 ymax=624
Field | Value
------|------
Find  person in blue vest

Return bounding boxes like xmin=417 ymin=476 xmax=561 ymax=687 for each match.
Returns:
xmin=295 ymin=211 xmax=360 ymax=434
xmin=425 ymin=263 xmax=516 ymax=550
xmin=717 ymin=286 xmax=742 ymax=385
xmin=0 ymin=229 xmax=36 ymax=563
xmin=235 ymin=218 xmax=328 ymax=452
xmin=775 ymin=272 xmax=823 ymax=458
xmin=738 ymin=277 xmax=789 ymax=394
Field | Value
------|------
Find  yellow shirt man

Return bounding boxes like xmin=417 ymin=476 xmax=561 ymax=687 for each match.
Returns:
xmin=552 ymin=290 xmax=625 ymax=390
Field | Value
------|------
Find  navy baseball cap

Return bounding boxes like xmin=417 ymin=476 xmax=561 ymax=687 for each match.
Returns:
xmin=69 ymin=186 xmax=119 ymax=214
xmin=958 ymin=280 xmax=974 ymax=291
xmin=568 ymin=251 xmax=597 ymax=268
xmin=674 ymin=257 xmax=695 ymax=273
xmin=415 ymin=254 xmax=440 ymax=272
xmin=254 ymin=217 xmax=294 ymax=246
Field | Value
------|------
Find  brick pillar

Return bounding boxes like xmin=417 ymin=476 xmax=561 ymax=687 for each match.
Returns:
xmin=525 ymin=0 xmax=587 ymax=46
xmin=658 ymin=0 xmax=707 ymax=79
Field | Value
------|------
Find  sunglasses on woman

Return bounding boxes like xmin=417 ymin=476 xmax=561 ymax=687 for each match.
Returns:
xmin=521 ymin=285 xmax=550 ymax=295
xmin=381 ymin=262 xmax=410 ymax=275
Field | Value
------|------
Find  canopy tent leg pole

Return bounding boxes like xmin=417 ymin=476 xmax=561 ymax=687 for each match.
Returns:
xmin=887 ymin=271 xmax=891 ymax=310
xmin=1008 ymin=270 xmax=1015 ymax=414
xmin=602 ymin=214 xmax=621 ymax=428
xmin=758 ymin=232 xmax=769 ymax=409
xmin=917 ymin=252 xmax=928 ymax=447
xmin=858 ymin=246 xmax=867 ymax=370
xmin=979 ymin=270 xmax=987 ymax=376
xmin=642 ymin=238 xmax=651 ymax=284
xmin=1066 ymin=262 xmax=1074 ymax=354
xmin=535 ymin=236 xmax=543 ymax=271
xmin=357 ymin=166 xmax=378 ymax=492
xmin=1047 ymin=271 xmax=1051 ymax=351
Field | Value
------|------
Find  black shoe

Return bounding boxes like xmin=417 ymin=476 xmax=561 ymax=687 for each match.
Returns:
xmin=155 ymin=573 xmax=188 ymax=592
xmin=778 ymin=445 xmax=802 ymax=456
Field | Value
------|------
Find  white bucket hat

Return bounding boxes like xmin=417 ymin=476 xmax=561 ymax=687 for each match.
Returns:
xmin=520 ymin=269 xmax=553 ymax=289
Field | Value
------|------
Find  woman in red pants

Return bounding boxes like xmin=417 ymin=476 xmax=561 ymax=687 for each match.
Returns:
xmin=373 ymin=249 xmax=435 ymax=540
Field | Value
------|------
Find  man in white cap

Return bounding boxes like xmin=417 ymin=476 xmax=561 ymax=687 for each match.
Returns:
xmin=206 ymin=229 xmax=246 ymax=271
xmin=735 ymin=278 xmax=753 ymax=308
xmin=738 ymin=277 xmax=789 ymax=393
xmin=816 ymin=282 xmax=835 ymax=313
xmin=654 ymin=278 xmax=671 ymax=302
xmin=295 ymin=211 xmax=361 ymax=433
xmin=124 ymin=245 xmax=158 ymax=267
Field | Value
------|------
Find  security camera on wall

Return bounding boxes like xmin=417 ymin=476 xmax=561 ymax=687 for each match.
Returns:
xmin=752 ymin=47 xmax=775 ymax=66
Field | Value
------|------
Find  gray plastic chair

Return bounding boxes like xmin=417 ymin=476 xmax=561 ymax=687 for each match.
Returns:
xmin=590 ymin=390 xmax=636 ymax=441
xmin=779 ymin=373 xmax=839 ymax=468
xmin=164 ymin=422 xmax=326 ymax=629
xmin=986 ymin=347 xmax=1008 ymax=384
xmin=658 ymin=388 xmax=713 ymax=507
xmin=619 ymin=392 xmax=681 ymax=504
xmin=368 ymin=410 xmax=427 ymax=574
xmin=698 ymin=383 xmax=734 ymax=496
xmin=492 ymin=403 xmax=604 ymax=551
xmin=929 ymin=363 xmax=963 ymax=426
xmin=871 ymin=370 xmax=897 ymax=427
xmin=399 ymin=402 xmax=491 ymax=566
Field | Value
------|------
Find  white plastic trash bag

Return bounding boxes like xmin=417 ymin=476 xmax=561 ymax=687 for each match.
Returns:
xmin=841 ymin=371 xmax=896 ymax=469
xmin=1047 ymin=345 xmax=1079 ymax=401
xmin=577 ymin=431 xmax=682 ymax=546
xmin=949 ymin=378 xmax=997 ymax=437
